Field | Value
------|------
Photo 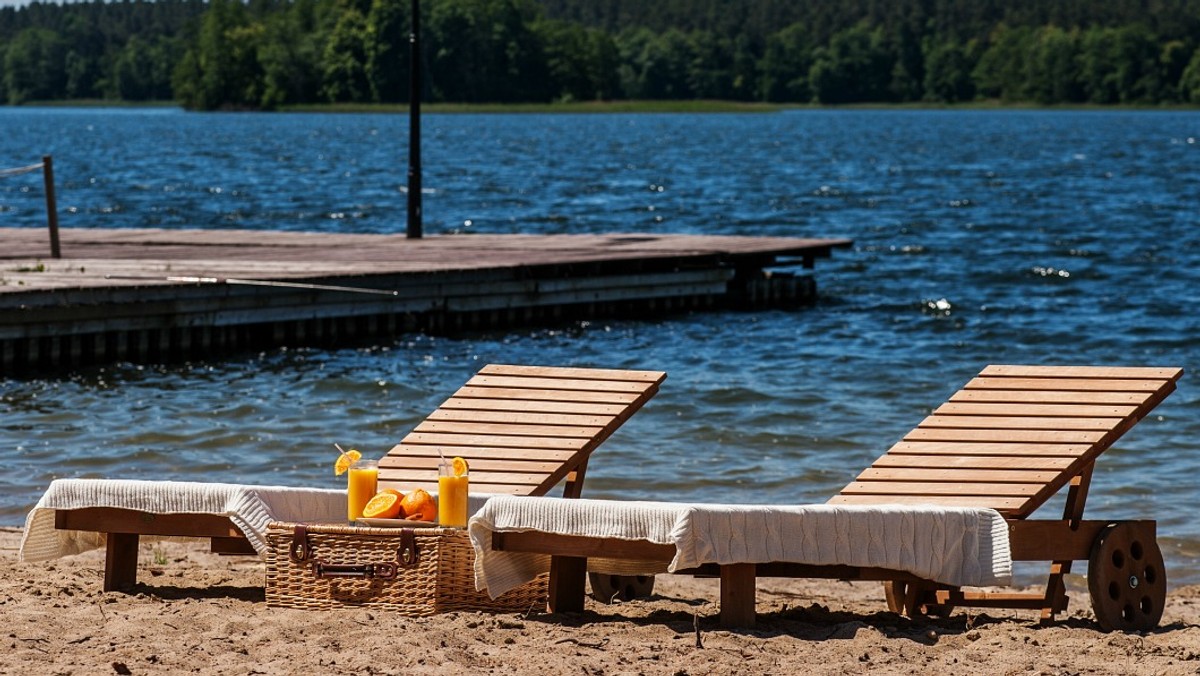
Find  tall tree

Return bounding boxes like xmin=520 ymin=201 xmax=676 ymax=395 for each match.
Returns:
xmin=809 ymin=22 xmax=894 ymax=103
xmin=3 ymin=27 xmax=67 ymax=103
xmin=365 ymin=0 xmax=409 ymax=103
xmin=258 ymin=5 xmax=323 ymax=109
xmin=760 ymin=23 xmax=815 ymax=102
xmin=427 ymin=0 xmax=550 ymax=102
xmin=1179 ymin=46 xmax=1200 ymax=104
xmin=922 ymin=38 xmax=976 ymax=103
xmin=973 ymin=24 xmax=1034 ymax=101
xmin=172 ymin=0 xmax=261 ymax=109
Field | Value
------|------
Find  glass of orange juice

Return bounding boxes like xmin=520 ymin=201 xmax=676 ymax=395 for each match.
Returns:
xmin=437 ymin=461 xmax=469 ymax=527
xmin=346 ymin=458 xmax=378 ymax=522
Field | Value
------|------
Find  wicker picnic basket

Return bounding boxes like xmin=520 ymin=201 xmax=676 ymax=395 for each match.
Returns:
xmin=264 ymin=522 xmax=547 ymax=615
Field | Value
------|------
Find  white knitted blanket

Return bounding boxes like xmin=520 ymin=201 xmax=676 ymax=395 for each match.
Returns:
xmin=469 ymin=496 xmax=1012 ymax=598
xmin=19 ymin=479 xmax=347 ymax=561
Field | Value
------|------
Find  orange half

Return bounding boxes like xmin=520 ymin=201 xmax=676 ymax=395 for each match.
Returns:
xmin=362 ymin=491 xmax=402 ymax=519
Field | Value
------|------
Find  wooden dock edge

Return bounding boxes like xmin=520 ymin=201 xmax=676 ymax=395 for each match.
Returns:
xmin=1 ymin=231 xmax=851 ymax=374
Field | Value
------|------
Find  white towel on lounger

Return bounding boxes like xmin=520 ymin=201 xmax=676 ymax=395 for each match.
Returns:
xmin=468 ymin=496 xmax=1012 ymax=598
xmin=19 ymin=478 xmax=346 ymax=561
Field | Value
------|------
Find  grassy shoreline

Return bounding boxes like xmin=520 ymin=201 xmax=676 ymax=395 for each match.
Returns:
xmin=9 ymin=98 xmax=1198 ymax=114
xmin=282 ymin=100 xmax=786 ymax=114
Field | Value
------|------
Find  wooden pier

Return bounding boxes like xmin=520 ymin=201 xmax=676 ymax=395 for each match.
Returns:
xmin=0 ymin=227 xmax=851 ymax=374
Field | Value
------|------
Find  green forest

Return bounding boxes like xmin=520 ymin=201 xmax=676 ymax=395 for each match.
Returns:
xmin=3 ymin=0 xmax=1200 ymax=109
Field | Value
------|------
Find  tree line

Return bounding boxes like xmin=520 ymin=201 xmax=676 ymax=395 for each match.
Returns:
xmin=3 ymin=0 xmax=1200 ymax=109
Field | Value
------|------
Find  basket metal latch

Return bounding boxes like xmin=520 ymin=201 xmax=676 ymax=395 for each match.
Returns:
xmin=311 ymin=561 xmax=398 ymax=580
xmin=397 ymin=528 xmax=420 ymax=567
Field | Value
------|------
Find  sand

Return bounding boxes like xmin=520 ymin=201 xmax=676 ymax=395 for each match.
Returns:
xmin=3 ymin=526 xmax=1200 ymax=675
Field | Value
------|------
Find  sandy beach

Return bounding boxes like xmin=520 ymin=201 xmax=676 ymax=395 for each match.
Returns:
xmin=4 ymin=527 xmax=1200 ymax=675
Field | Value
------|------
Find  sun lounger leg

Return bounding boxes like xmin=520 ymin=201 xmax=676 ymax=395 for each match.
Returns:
xmin=561 ymin=458 xmax=588 ymax=499
xmin=1040 ymin=464 xmax=1094 ymax=624
xmin=103 ymin=532 xmax=139 ymax=592
xmin=719 ymin=563 xmax=756 ymax=628
xmin=548 ymin=555 xmax=587 ymax=613
xmin=883 ymin=581 xmax=906 ymax=614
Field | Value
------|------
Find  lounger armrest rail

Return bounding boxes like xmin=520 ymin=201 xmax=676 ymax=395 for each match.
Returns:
xmin=55 ymin=507 xmax=245 ymax=539
xmin=1007 ymin=519 xmax=1155 ymax=561
xmin=491 ymin=531 xmax=675 ymax=561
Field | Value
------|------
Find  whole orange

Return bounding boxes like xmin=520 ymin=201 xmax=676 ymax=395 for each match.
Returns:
xmin=400 ymin=488 xmax=437 ymax=522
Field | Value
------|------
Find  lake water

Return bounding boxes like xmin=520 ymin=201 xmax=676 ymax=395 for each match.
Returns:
xmin=2 ymin=108 xmax=1199 ymax=583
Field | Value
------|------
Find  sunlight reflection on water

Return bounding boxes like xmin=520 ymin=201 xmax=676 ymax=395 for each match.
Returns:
xmin=2 ymin=107 xmax=1199 ymax=579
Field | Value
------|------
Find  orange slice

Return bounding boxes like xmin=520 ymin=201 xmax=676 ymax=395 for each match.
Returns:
xmin=334 ymin=448 xmax=361 ymax=476
xmin=361 ymin=491 xmax=402 ymax=519
xmin=451 ymin=456 xmax=469 ymax=477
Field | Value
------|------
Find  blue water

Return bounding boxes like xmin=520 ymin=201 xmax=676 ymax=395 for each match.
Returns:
xmin=2 ymin=108 xmax=1199 ymax=582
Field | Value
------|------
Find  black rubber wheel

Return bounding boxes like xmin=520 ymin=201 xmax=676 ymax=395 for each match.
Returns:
xmin=588 ymin=572 xmax=656 ymax=603
xmin=1087 ymin=522 xmax=1166 ymax=632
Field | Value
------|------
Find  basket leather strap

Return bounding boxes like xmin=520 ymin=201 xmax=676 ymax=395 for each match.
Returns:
xmin=288 ymin=524 xmax=311 ymax=563
xmin=397 ymin=528 xmax=419 ymax=567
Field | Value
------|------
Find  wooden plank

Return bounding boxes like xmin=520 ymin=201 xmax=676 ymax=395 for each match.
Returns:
xmin=479 ymin=364 xmax=667 ymax=383
xmin=826 ymin=494 xmax=1027 ymax=512
xmin=933 ymin=402 xmax=1137 ymax=418
xmin=885 ymin=441 xmax=1093 ymax=457
xmin=856 ymin=468 xmax=1059 ymax=483
xmin=491 ymin=531 xmax=675 ymax=560
xmin=949 ymin=390 xmax=1151 ymax=405
xmin=210 ymin=537 xmax=256 ymax=555
xmin=964 ymin=377 xmax=1172 ymax=393
xmin=427 ymin=408 xmax=613 ymax=427
xmin=440 ymin=397 xmax=629 ymax=416
xmin=375 ymin=479 xmax=539 ymax=495
xmin=917 ymin=415 xmax=1126 ymax=431
xmin=980 ymin=365 xmax=1184 ymax=381
xmin=55 ymin=508 xmax=243 ymax=538
xmin=412 ymin=420 xmax=604 ymax=438
xmin=378 ymin=456 xmax=568 ymax=473
xmin=378 ymin=470 xmax=552 ymax=488
xmin=446 ymin=276 xmax=730 ymax=312
xmin=452 ymin=386 xmax=641 ymax=405
xmin=379 ymin=472 xmax=544 ymax=491
xmin=397 ymin=432 xmax=590 ymax=450
xmin=903 ymin=428 xmax=1107 ymax=444
xmin=870 ymin=454 xmax=1075 ymax=471
xmin=467 ymin=375 xmax=654 ymax=393
xmin=933 ymin=591 xmax=1051 ymax=610
xmin=1005 ymin=520 xmax=1136 ymax=561
xmin=383 ymin=444 xmax=578 ymax=462
xmin=840 ymin=481 xmax=1042 ymax=497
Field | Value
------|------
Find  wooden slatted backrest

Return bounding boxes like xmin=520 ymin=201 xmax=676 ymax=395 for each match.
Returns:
xmin=830 ymin=365 xmax=1183 ymax=518
xmin=379 ymin=364 xmax=666 ymax=497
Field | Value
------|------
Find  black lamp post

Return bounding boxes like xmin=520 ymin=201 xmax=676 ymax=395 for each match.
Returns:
xmin=406 ymin=0 xmax=422 ymax=239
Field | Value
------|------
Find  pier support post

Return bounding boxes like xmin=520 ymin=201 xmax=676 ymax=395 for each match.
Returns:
xmin=43 ymin=155 xmax=61 ymax=259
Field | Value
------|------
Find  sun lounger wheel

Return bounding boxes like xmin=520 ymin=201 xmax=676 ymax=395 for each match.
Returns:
xmin=1087 ymin=522 xmax=1165 ymax=632
xmin=588 ymin=573 xmax=656 ymax=603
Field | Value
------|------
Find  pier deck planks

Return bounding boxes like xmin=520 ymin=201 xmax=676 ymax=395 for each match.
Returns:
xmin=0 ymin=227 xmax=850 ymax=371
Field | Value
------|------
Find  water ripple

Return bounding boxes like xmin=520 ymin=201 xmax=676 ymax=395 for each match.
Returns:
xmin=2 ymin=107 xmax=1199 ymax=580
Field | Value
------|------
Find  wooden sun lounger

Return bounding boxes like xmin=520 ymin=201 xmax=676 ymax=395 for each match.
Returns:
xmin=829 ymin=364 xmax=1183 ymax=631
xmin=491 ymin=365 xmax=1183 ymax=631
xmin=55 ymin=364 xmax=666 ymax=591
